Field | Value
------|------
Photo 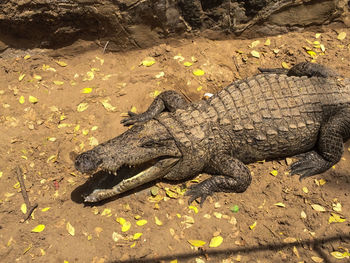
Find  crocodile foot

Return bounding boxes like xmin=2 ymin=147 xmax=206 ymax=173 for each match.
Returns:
xmin=290 ymin=151 xmax=331 ymax=181
xmin=185 ymin=182 xmax=212 ymax=207
xmin=120 ymin=111 xmax=139 ymax=126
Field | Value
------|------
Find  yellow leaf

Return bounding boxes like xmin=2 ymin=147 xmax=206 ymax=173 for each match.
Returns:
xmin=19 ymin=73 xmax=26 ymax=81
xmin=193 ymin=69 xmax=205 ymax=76
xmin=197 ymin=86 xmax=203 ymax=91
xmin=141 ymin=57 xmax=156 ymax=67
xmin=173 ymin=55 xmax=185 ymax=61
xmin=24 ymin=54 xmax=31 ymax=60
xmin=112 ymin=232 xmax=122 ymax=242
xmin=66 ymin=222 xmax=75 ymax=236
xmin=249 ymin=221 xmax=257 ymax=230
xmin=121 ymin=221 xmax=131 ymax=232
xmin=0 ymin=171 xmax=3 ymax=178
xmin=100 ymin=99 xmax=117 ymax=112
xmin=21 ymin=203 xmax=27 ymax=214
xmin=155 ymin=72 xmax=165 ymax=78
xmin=13 ymin=182 xmax=20 ymax=189
xmin=170 ymin=260 xmax=178 ymax=263
xmin=270 ymin=170 xmax=278 ymax=176
xmin=19 ymin=96 xmax=25 ymax=104
xmin=55 ymin=60 xmax=68 ymax=67
xmin=116 ymin=217 xmax=126 ymax=225
xmin=41 ymin=207 xmax=51 ymax=212
xmin=188 ymin=206 xmax=198 ymax=213
xmin=83 ymin=71 xmax=94 ymax=81
xmin=77 ymin=102 xmax=89 ymax=112
xmin=42 ymin=64 xmax=56 ymax=72
xmin=274 ymin=202 xmax=286 ymax=208
xmin=53 ymin=80 xmax=64 ymax=85
xmin=315 ymin=33 xmax=321 ymax=38
xmin=249 ymin=40 xmax=260 ymax=48
xmin=311 ymin=204 xmax=326 ymax=212
xmin=28 ymin=96 xmax=38 ymax=104
xmin=328 ymin=213 xmax=346 ymax=223
xmin=101 ymin=208 xmax=112 ymax=216
xmin=130 ymin=242 xmax=136 ymax=248
xmin=133 ymin=233 xmax=143 ymax=240
xmin=81 ymin=87 xmax=93 ymax=94
xmin=183 ymin=61 xmax=193 ymax=67
xmin=94 ymin=227 xmax=103 ymax=237
xmin=319 ymin=179 xmax=326 ymax=185
xmin=332 ymin=202 xmax=342 ymax=212
xmin=187 ymin=240 xmax=206 ymax=247
xmin=251 ymin=50 xmax=260 ymax=58
xmin=209 ymin=236 xmax=223 ymax=248
xmin=302 ymin=187 xmax=309 ymax=193
xmin=89 ymin=137 xmax=99 ymax=147
xmin=337 ymin=32 xmax=346 ymax=41
xmin=130 ymin=106 xmax=137 ymax=113
xmin=33 ymin=74 xmax=42 ymax=81
xmin=307 ymin=50 xmax=317 ymax=58
xmin=32 ymin=224 xmax=45 ymax=233
xmin=281 ymin=62 xmax=290 ymax=69
xmin=264 ymin=39 xmax=271 ymax=46
xmin=331 ymin=251 xmax=348 ymax=259
xmin=150 ymin=90 xmax=161 ymax=98
xmin=155 ymin=216 xmax=163 ymax=226
xmin=311 ymin=256 xmax=324 ymax=263
xmin=136 ymin=219 xmax=148 ymax=226
xmin=320 ymin=44 xmax=325 ymax=52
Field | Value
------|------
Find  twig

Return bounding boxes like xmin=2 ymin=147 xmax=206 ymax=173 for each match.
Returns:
xmin=103 ymin=41 xmax=110 ymax=54
xmin=15 ymin=166 xmax=38 ymax=222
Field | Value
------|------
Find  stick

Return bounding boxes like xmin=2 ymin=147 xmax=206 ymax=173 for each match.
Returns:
xmin=15 ymin=166 xmax=38 ymax=222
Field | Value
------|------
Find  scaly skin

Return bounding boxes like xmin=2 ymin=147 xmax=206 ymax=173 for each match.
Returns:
xmin=75 ymin=62 xmax=350 ymax=205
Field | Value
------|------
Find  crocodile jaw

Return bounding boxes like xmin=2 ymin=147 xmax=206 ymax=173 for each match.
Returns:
xmin=84 ymin=157 xmax=179 ymax=202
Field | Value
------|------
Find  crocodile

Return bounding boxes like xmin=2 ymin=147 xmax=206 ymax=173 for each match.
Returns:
xmin=75 ymin=62 xmax=350 ymax=205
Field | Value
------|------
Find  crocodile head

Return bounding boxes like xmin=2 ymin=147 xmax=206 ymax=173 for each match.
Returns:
xmin=74 ymin=119 xmax=182 ymax=201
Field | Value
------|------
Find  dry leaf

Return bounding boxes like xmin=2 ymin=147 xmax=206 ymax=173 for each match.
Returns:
xmin=77 ymin=102 xmax=89 ymax=112
xmin=141 ymin=57 xmax=156 ymax=67
xmin=133 ymin=233 xmax=143 ymax=240
xmin=55 ymin=60 xmax=68 ymax=67
xmin=188 ymin=240 xmax=206 ymax=247
xmin=337 ymin=32 xmax=346 ymax=41
xmin=100 ymin=99 xmax=117 ymax=112
xmin=311 ymin=204 xmax=326 ymax=212
xmin=136 ymin=219 xmax=148 ymax=226
xmin=209 ymin=236 xmax=223 ymax=248
xmin=251 ymin=50 xmax=260 ymax=58
xmin=66 ymin=222 xmax=75 ymax=236
xmin=193 ymin=69 xmax=205 ymax=76
xmin=32 ymin=224 xmax=45 ymax=233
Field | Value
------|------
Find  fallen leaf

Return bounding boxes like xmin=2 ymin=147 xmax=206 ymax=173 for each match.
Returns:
xmin=192 ymin=69 xmax=205 ymax=76
xmin=32 ymin=224 xmax=45 ymax=233
xmin=112 ymin=232 xmax=123 ymax=242
xmin=41 ymin=207 xmax=51 ymax=212
xmin=53 ymin=80 xmax=64 ymax=85
xmin=21 ymin=203 xmax=27 ymax=214
xmin=101 ymin=208 xmax=112 ymax=217
xmin=77 ymin=102 xmax=89 ymax=112
xmin=311 ymin=204 xmax=326 ymax=212
xmin=141 ymin=57 xmax=156 ymax=67
xmin=251 ymin=50 xmax=260 ymax=58
xmin=307 ymin=50 xmax=317 ymax=58
xmin=332 ymin=202 xmax=342 ymax=212
xmin=19 ymin=96 xmax=25 ymax=104
xmin=55 ymin=60 xmax=68 ymax=67
xmin=188 ymin=240 xmax=206 ymax=247
xmin=209 ymin=236 xmax=223 ymax=248
xmin=155 ymin=216 xmax=163 ymax=226
xmin=133 ymin=233 xmax=143 ymax=240
xmin=24 ymin=54 xmax=31 ymax=60
xmin=66 ymin=222 xmax=75 ymax=236
xmin=270 ymin=170 xmax=278 ymax=176
xmin=331 ymin=251 xmax=350 ymax=259
xmin=230 ymin=205 xmax=239 ymax=213
xmin=337 ymin=32 xmax=346 ymax=40
xmin=136 ymin=219 xmax=148 ymax=226
xmin=84 ymin=71 xmax=94 ymax=81
xmin=301 ymin=211 xmax=307 ymax=219
xmin=94 ymin=227 xmax=103 ymax=237
xmin=19 ymin=73 xmax=26 ymax=82
xmin=183 ymin=62 xmax=193 ymax=67
xmin=155 ymin=72 xmax=165 ymax=78
xmin=33 ymin=74 xmax=42 ymax=81
xmin=311 ymin=256 xmax=324 ymax=263
xmin=281 ymin=62 xmax=290 ymax=69
xmin=249 ymin=40 xmax=260 ymax=48
xmin=188 ymin=206 xmax=198 ymax=214
xmin=302 ymin=187 xmax=309 ymax=193
xmin=122 ymin=221 xmax=131 ymax=232
xmin=328 ymin=213 xmax=346 ymax=223
xmin=274 ymin=202 xmax=286 ymax=208
xmin=81 ymin=87 xmax=93 ymax=94
xmin=28 ymin=96 xmax=38 ymax=104
xmin=100 ymin=99 xmax=117 ymax=112
xmin=249 ymin=221 xmax=257 ymax=230
xmin=264 ymin=39 xmax=271 ymax=46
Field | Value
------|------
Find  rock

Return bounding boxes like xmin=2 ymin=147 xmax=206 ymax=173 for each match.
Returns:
xmin=0 ymin=0 xmax=348 ymax=52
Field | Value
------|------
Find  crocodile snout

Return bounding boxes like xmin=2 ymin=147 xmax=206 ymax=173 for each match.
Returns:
xmin=75 ymin=151 xmax=102 ymax=174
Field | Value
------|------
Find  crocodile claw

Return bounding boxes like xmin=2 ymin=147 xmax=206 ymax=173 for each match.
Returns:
xmin=289 ymin=151 xmax=329 ymax=181
xmin=185 ymin=184 xmax=210 ymax=207
xmin=120 ymin=111 xmax=139 ymax=126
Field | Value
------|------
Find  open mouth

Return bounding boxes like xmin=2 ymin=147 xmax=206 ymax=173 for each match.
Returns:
xmin=84 ymin=157 xmax=179 ymax=202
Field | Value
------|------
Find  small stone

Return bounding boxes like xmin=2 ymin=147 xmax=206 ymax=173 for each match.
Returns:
xmin=285 ymin=158 xmax=293 ymax=166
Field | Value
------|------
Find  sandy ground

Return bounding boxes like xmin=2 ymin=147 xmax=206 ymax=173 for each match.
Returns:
xmin=0 ymin=28 xmax=350 ymax=263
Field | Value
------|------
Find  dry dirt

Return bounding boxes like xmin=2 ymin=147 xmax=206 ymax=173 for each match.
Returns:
xmin=1 ymin=28 xmax=350 ymax=263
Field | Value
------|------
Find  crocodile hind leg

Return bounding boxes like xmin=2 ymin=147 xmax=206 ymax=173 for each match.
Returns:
xmin=121 ymin=90 xmax=188 ymax=126
xmin=290 ymin=108 xmax=350 ymax=180
xmin=186 ymin=154 xmax=252 ymax=206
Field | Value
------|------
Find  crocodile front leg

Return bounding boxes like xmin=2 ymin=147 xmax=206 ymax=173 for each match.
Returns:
xmin=121 ymin=90 xmax=188 ymax=126
xmin=186 ymin=153 xmax=252 ymax=206
xmin=291 ymin=108 xmax=350 ymax=180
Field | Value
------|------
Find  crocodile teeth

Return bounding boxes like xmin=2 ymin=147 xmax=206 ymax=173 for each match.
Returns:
xmin=113 ymin=171 xmax=117 ymax=176
xmin=108 ymin=171 xmax=111 ymax=175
